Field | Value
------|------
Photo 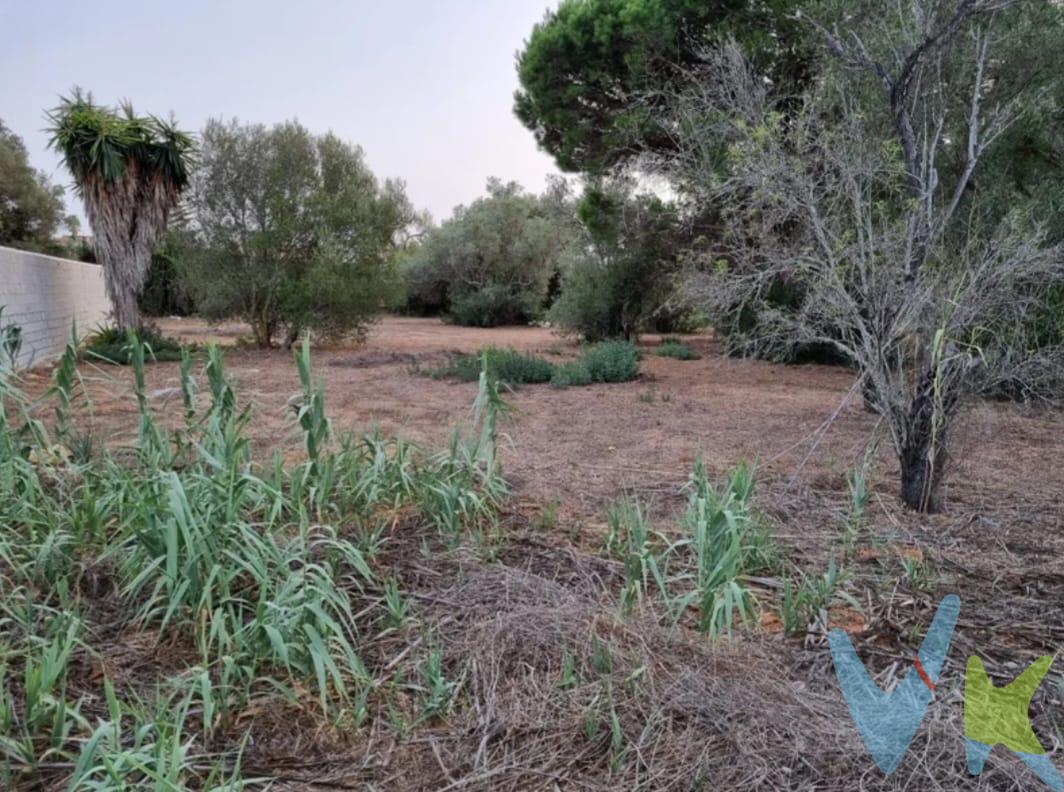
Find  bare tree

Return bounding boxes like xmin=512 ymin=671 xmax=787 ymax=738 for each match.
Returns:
xmin=654 ymin=3 xmax=1064 ymax=512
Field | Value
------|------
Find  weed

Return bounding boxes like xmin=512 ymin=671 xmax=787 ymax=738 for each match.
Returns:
xmin=779 ymin=560 xmax=860 ymax=636
xmin=900 ymin=555 xmax=937 ymax=591
xmin=559 ymin=649 xmax=578 ymax=689
xmin=429 ymin=346 xmax=554 ymax=386
xmin=842 ymin=466 xmax=870 ymax=549
xmin=382 ymin=577 xmax=412 ymax=629
xmin=536 ymin=497 xmax=560 ymax=531
xmin=604 ymin=498 xmax=665 ymax=615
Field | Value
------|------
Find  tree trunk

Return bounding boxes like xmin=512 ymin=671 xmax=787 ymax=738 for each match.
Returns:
xmin=900 ymin=434 xmax=946 ymax=513
xmin=898 ymin=368 xmax=954 ymax=513
xmin=103 ymin=263 xmax=142 ymax=331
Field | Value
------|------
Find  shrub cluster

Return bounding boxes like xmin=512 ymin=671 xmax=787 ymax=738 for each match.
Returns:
xmin=429 ymin=340 xmax=641 ymax=389
xmin=654 ymin=338 xmax=700 ymax=360
xmin=579 ymin=339 xmax=640 ymax=382
xmin=82 ymin=326 xmax=186 ymax=364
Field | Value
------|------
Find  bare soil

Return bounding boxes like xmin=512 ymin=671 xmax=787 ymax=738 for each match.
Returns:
xmin=22 ymin=315 xmax=1064 ymax=790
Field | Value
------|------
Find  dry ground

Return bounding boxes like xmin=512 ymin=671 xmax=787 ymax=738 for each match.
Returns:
xmin=20 ymin=315 xmax=1064 ymax=790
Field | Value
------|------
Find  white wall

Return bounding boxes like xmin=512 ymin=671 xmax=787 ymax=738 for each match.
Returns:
xmin=0 ymin=246 xmax=111 ymax=368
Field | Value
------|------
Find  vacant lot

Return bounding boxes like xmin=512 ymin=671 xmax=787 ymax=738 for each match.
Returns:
xmin=13 ymin=316 xmax=1064 ymax=790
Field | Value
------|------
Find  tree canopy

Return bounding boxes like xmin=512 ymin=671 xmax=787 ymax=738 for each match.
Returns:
xmin=181 ymin=119 xmax=413 ymax=347
xmin=514 ymin=0 xmax=805 ymax=175
xmin=401 ymin=178 xmax=581 ymax=326
xmin=0 ymin=120 xmax=65 ymax=251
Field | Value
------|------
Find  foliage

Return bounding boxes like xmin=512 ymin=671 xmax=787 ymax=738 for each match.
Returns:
xmin=514 ymin=0 xmax=808 ymax=175
xmin=429 ymin=347 xmax=555 ymax=386
xmin=0 ymin=119 xmax=65 ymax=251
xmin=631 ymin=457 xmax=779 ymax=639
xmin=82 ymin=325 xmax=186 ymax=365
xmin=0 ymin=334 xmax=505 ymax=788
xmin=180 ymin=119 xmax=411 ymax=347
xmin=401 ymin=178 xmax=580 ymax=325
xmin=47 ymin=90 xmax=193 ymax=330
xmin=579 ymin=339 xmax=640 ymax=383
xmin=550 ymin=360 xmax=593 ymax=389
xmin=448 ymin=284 xmax=541 ymax=328
xmin=427 ymin=340 xmax=641 ymax=389
xmin=138 ymin=233 xmax=195 ymax=317
xmin=549 ymin=187 xmax=686 ymax=341
xmin=654 ymin=338 xmax=699 ymax=360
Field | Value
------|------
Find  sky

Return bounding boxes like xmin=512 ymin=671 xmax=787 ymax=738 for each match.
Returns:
xmin=0 ymin=0 xmax=563 ymax=225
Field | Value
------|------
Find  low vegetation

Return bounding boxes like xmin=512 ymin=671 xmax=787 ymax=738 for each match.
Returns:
xmin=654 ymin=338 xmax=699 ymax=361
xmin=81 ymin=326 xmax=187 ymax=365
xmin=0 ymin=335 xmax=508 ymax=788
xmin=426 ymin=340 xmax=641 ymax=388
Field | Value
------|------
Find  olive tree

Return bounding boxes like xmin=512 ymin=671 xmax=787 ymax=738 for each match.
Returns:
xmin=401 ymin=178 xmax=581 ymax=326
xmin=48 ymin=91 xmax=193 ymax=330
xmin=655 ymin=3 xmax=1064 ymax=512
xmin=182 ymin=119 xmax=413 ymax=347
xmin=0 ymin=120 xmax=65 ymax=251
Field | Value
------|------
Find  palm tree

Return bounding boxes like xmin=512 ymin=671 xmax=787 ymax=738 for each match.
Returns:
xmin=48 ymin=90 xmax=193 ymax=330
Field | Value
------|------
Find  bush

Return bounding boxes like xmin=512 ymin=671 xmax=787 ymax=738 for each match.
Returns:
xmin=550 ymin=190 xmax=685 ymax=341
xmin=139 ymin=237 xmax=194 ymax=318
xmin=550 ymin=360 xmax=593 ymax=389
xmin=655 ymin=338 xmax=700 ymax=360
xmin=431 ymin=347 xmax=555 ymax=386
xmin=448 ymin=285 xmax=540 ymax=328
xmin=83 ymin=326 xmax=186 ymax=365
xmin=427 ymin=342 xmax=640 ymax=389
xmin=580 ymin=340 xmax=640 ymax=383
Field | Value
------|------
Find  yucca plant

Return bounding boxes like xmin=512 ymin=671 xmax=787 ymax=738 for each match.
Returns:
xmin=48 ymin=90 xmax=193 ymax=330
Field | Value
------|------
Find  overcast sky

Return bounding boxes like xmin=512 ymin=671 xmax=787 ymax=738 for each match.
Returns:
xmin=0 ymin=0 xmax=563 ymax=225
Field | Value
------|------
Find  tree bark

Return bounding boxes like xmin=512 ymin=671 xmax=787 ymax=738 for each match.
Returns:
xmin=898 ymin=368 xmax=954 ymax=513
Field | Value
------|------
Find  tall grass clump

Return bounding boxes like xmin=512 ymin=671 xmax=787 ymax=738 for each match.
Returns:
xmin=658 ymin=456 xmax=776 ymax=638
xmin=0 ymin=331 xmax=506 ymax=789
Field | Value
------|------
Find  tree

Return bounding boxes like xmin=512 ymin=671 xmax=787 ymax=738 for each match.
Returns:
xmin=549 ymin=183 xmax=689 ymax=340
xmin=47 ymin=91 xmax=192 ymax=330
xmin=514 ymin=0 xmax=807 ymax=175
xmin=401 ymin=178 xmax=581 ymax=326
xmin=181 ymin=119 xmax=412 ymax=347
xmin=0 ymin=120 xmax=65 ymax=251
xmin=657 ymin=4 xmax=1064 ymax=513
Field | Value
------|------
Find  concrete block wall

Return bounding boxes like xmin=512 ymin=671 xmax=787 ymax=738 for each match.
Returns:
xmin=0 ymin=246 xmax=111 ymax=368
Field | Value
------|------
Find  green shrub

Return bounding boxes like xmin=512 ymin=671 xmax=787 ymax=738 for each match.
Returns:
xmin=549 ymin=190 xmax=685 ymax=342
xmin=654 ymin=338 xmax=700 ymax=360
xmin=83 ymin=326 xmax=186 ymax=365
xmin=550 ymin=360 xmax=592 ymax=389
xmin=432 ymin=347 xmax=554 ymax=386
xmin=448 ymin=285 xmax=539 ymax=327
xmin=580 ymin=340 xmax=640 ymax=383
